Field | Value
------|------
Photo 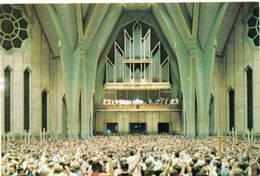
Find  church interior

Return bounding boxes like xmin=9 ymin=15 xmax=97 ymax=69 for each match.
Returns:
xmin=1 ymin=2 xmax=260 ymax=176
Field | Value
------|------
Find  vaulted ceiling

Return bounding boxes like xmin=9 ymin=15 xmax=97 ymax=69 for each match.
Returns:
xmin=33 ymin=3 xmax=243 ymax=58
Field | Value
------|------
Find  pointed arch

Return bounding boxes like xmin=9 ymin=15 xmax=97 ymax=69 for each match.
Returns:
xmin=24 ymin=67 xmax=32 ymax=73
xmin=195 ymin=91 xmax=198 ymax=137
xmin=226 ymin=86 xmax=234 ymax=92
xmin=78 ymin=91 xmax=82 ymax=137
xmin=244 ymin=65 xmax=252 ymax=72
xmin=4 ymin=66 xmax=12 ymax=132
xmin=133 ymin=20 xmax=143 ymax=60
xmin=4 ymin=65 xmax=13 ymax=72
xmin=133 ymin=21 xmax=143 ymax=31
xmin=42 ymin=89 xmax=48 ymax=131
xmin=227 ymin=87 xmax=235 ymax=131
xmin=24 ymin=67 xmax=31 ymax=131
xmin=62 ymin=95 xmax=67 ymax=137
xmin=209 ymin=94 xmax=215 ymax=136
xmin=42 ymin=87 xmax=50 ymax=93
xmin=245 ymin=66 xmax=253 ymax=130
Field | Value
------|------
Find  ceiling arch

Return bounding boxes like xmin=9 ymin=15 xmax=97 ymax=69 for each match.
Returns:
xmin=95 ymin=9 xmax=182 ymax=95
xmin=34 ymin=3 xmax=243 ymax=58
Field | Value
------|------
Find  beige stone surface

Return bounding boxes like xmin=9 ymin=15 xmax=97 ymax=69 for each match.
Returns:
xmin=235 ymin=108 xmax=245 ymax=132
xmin=254 ymin=108 xmax=260 ymax=133
xmin=0 ymin=3 xmax=259 ymax=137
xmin=221 ymin=3 xmax=260 ymax=134
xmin=0 ymin=4 xmax=56 ymax=134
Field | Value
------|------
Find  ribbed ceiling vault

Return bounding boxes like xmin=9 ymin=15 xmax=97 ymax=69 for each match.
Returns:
xmin=33 ymin=3 xmax=243 ymax=58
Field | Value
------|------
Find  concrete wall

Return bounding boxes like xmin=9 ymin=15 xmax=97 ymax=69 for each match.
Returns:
xmin=49 ymin=58 xmax=65 ymax=136
xmin=95 ymin=111 xmax=181 ymax=134
xmin=0 ymin=5 xmax=64 ymax=135
xmin=1 ymin=3 xmax=259 ymax=137
xmin=213 ymin=3 xmax=260 ymax=135
xmin=209 ymin=55 xmax=225 ymax=135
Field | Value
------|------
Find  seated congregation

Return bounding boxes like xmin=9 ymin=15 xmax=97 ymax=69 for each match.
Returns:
xmin=1 ymin=135 xmax=260 ymax=176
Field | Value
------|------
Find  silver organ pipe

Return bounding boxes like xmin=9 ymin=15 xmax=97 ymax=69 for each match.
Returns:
xmin=115 ymin=42 xmax=124 ymax=82
xmin=106 ymin=20 xmax=170 ymax=85
xmin=133 ymin=21 xmax=142 ymax=59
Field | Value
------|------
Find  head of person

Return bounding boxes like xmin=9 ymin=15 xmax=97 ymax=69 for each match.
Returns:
xmin=169 ymin=169 xmax=179 ymax=176
xmin=53 ymin=164 xmax=64 ymax=174
xmin=91 ymin=160 xmax=102 ymax=173
xmin=205 ymin=155 xmax=212 ymax=165
xmin=230 ymin=168 xmax=246 ymax=176
xmin=129 ymin=150 xmax=135 ymax=156
xmin=172 ymin=165 xmax=182 ymax=174
xmin=9 ymin=164 xmax=17 ymax=175
xmin=175 ymin=151 xmax=180 ymax=158
xmin=120 ymin=161 xmax=129 ymax=172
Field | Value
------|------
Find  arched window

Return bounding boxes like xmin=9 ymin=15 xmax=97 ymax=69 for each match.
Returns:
xmin=42 ymin=90 xmax=48 ymax=131
xmin=209 ymin=95 xmax=214 ymax=136
xmin=24 ymin=68 xmax=30 ymax=131
xmin=62 ymin=95 xmax=67 ymax=137
xmin=246 ymin=67 xmax=253 ymax=130
xmin=4 ymin=67 xmax=11 ymax=132
xmin=195 ymin=92 xmax=198 ymax=137
xmin=78 ymin=93 xmax=81 ymax=137
xmin=229 ymin=88 xmax=235 ymax=131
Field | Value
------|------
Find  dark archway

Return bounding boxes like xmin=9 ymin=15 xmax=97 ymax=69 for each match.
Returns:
xmin=209 ymin=95 xmax=215 ymax=136
xmin=229 ymin=89 xmax=235 ymax=131
xmin=195 ymin=92 xmax=198 ymax=137
xmin=4 ymin=67 xmax=11 ymax=132
xmin=42 ymin=90 xmax=48 ymax=131
xmin=78 ymin=93 xmax=81 ymax=138
xmin=246 ymin=67 xmax=253 ymax=130
xmin=24 ymin=68 xmax=30 ymax=131
xmin=62 ymin=95 xmax=67 ymax=137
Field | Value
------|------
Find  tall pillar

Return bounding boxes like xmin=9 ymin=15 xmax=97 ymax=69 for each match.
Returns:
xmin=198 ymin=39 xmax=217 ymax=138
xmin=186 ymin=40 xmax=197 ymax=138
xmin=80 ymin=49 xmax=99 ymax=138
xmin=80 ymin=5 xmax=123 ymax=138
xmin=64 ymin=42 xmax=84 ymax=138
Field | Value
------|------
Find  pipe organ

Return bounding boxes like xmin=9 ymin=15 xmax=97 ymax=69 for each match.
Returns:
xmin=105 ymin=21 xmax=171 ymax=90
xmin=95 ymin=21 xmax=182 ymax=135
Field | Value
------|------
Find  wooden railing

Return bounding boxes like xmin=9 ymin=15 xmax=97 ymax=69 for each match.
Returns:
xmin=95 ymin=104 xmax=181 ymax=111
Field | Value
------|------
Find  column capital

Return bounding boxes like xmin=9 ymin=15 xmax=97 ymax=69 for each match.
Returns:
xmin=77 ymin=39 xmax=88 ymax=57
xmin=78 ymin=39 xmax=88 ymax=47
xmin=189 ymin=39 xmax=197 ymax=56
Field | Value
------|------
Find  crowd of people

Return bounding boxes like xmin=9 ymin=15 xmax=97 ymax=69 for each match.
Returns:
xmin=102 ymin=97 xmax=179 ymax=106
xmin=1 ymin=135 xmax=260 ymax=176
